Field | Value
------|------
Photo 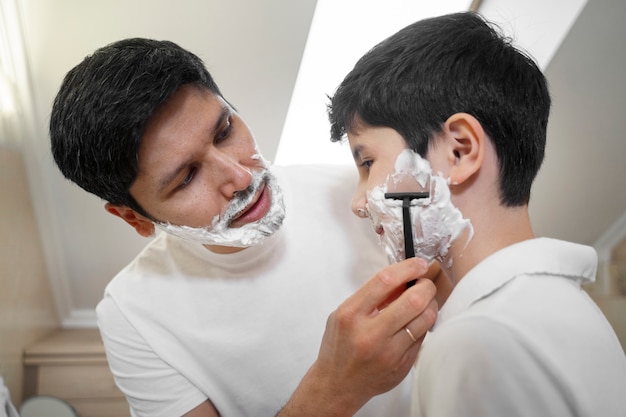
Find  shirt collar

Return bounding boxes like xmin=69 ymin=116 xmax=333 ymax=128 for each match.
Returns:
xmin=435 ymin=237 xmax=597 ymax=329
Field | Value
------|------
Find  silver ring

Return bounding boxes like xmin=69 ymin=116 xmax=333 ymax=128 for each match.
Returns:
xmin=404 ymin=326 xmax=417 ymax=343
xmin=356 ymin=208 xmax=369 ymax=218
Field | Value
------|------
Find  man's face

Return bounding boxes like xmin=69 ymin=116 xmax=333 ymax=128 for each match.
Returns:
xmin=347 ymin=123 xmax=471 ymax=264
xmin=128 ymin=85 xmax=284 ymax=251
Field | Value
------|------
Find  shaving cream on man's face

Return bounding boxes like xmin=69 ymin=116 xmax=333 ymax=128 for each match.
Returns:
xmin=155 ymin=167 xmax=286 ymax=248
xmin=367 ymin=149 xmax=472 ymax=264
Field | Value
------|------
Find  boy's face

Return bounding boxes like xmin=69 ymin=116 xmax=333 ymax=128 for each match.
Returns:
xmin=126 ymin=85 xmax=284 ymax=251
xmin=348 ymin=124 xmax=408 ymax=224
xmin=347 ymin=123 xmax=471 ymax=264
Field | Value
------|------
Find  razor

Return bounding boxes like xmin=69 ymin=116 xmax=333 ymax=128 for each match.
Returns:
xmin=384 ymin=191 xmax=430 ymax=287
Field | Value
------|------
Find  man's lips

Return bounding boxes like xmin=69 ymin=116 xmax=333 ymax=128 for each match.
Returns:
xmin=230 ymin=183 xmax=270 ymax=226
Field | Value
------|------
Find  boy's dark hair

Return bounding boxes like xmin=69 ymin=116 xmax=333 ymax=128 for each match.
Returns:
xmin=327 ymin=12 xmax=550 ymax=206
xmin=50 ymin=38 xmax=222 ymax=215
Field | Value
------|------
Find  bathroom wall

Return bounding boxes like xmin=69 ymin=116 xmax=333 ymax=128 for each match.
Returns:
xmin=18 ymin=0 xmax=318 ymax=325
xmin=596 ymin=236 xmax=626 ymax=348
xmin=610 ymin=236 xmax=626 ymax=295
xmin=0 ymin=145 xmax=59 ymax=407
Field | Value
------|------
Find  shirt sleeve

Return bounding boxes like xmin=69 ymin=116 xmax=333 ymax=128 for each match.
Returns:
xmin=412 ymin=317 xmax=578 ymax=417
xmin=97 ymin=296 xmax=208 ymax=417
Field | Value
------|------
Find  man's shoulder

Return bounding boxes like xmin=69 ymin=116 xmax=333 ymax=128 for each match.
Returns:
xmin=108 ymin=232 xmax=190 ymax=284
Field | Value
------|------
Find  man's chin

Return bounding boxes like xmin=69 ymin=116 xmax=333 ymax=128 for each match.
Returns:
xmin=156 ymin=168 xmax=286 ymax=247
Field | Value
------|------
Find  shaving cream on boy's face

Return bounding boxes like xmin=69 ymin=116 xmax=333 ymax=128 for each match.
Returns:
xmin=154 ymin=165 xmax=286 ymax=248
xmin=366 ymin=149 xmax=473 ymax=264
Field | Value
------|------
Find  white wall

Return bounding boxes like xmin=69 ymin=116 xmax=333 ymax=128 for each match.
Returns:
xmin=13 ymin=0 xmax=626 ymax=327
xmin=17 ymin=0 xmax=317 ymax=326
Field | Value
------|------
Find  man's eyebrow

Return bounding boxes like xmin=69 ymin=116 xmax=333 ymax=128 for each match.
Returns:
xmin=157 ymin=156 xmax=194 ymax=195
xmin=156 ymin=105 xmax=231 ymax=194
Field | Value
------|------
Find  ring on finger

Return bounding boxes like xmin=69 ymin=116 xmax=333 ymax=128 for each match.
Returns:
xmin=404 ymin=326 xmax=417 ymax=343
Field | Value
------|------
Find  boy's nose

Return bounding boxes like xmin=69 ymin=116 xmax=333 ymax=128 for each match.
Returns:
xmin=351 ymin=194 xmax=369 ymax=219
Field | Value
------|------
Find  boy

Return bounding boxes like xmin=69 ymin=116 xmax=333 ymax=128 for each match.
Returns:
xmin=328 ymin=11 xmax=626 ymax=416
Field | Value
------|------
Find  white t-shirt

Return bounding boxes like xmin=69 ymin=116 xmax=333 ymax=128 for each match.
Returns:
xmin=412 ymin=238 xmax=626 ymax=417
xmin=97 ymin=164 xmax=412 ymax=417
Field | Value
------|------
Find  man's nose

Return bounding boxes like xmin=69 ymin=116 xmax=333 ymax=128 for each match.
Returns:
xmin=212 ymin=151 xmax=253 ymax=197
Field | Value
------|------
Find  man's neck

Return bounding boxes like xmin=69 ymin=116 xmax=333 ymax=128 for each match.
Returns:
xmin=204 ymin=244 xmax=248 ymax=254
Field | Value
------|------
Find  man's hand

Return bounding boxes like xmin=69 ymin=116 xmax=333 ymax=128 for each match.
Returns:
xmin=278 ymin=257 xmax=438 ymax=417
xmin=423 ymin=261 xmax=452 ymax=307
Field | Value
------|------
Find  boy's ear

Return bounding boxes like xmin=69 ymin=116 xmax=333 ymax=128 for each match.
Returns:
xmin=104 ymin=203 xmax=155 ymax=237
xmin=441 ymin=112 xmax=486 ymax=186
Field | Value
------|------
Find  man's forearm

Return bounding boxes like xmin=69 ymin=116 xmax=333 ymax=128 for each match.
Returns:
xmin=277 ymin=362 xmax=364 ymax=417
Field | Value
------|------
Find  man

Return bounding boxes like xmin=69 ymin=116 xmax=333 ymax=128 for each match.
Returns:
xmin=49 ymin=38 xmax=438 ymax=417
xmin=328 ymin=11 xmax=626 ymax=417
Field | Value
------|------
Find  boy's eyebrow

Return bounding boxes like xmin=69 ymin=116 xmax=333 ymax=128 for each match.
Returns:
xmin=156 ymin=106 xmax=231 ymax=194
xmin=352 ymin=144 xmax=363 ymax=162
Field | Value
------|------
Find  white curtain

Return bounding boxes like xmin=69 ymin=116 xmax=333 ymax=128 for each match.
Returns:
xmin=0 ymin=0 xmax=30 ymax=146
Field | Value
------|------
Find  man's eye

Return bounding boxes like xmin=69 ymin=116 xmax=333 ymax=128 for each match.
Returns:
xmin=216 ymin=119 xmax=232 ymax=143
xmin=180 ymin=167 xmax=197 ymax=188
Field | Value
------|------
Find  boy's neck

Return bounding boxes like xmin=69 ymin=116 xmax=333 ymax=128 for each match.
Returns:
xmin=442 ymin=204 xmax=534 ymax=285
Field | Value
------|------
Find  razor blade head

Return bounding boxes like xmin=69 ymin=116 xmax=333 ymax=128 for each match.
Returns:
xmin=384 ymin=170 xmax=432 ymax=205
xmin=384 ymin=191 xmax=430 ymax=201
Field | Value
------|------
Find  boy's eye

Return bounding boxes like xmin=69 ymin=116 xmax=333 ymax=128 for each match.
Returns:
xmin=360 ymin=159 xmax=373 ymax=169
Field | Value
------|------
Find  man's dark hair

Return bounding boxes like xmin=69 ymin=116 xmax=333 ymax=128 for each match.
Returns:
xmin=328 ymin=12 xmax=551 ymax=206
xmin=50 ymin=38 xmax=222 ymax=215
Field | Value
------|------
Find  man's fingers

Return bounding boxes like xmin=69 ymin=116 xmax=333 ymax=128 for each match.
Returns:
xmin=350 ymin=257 xmax=430 ymax=314
xmin=397 ymin=297 xmax=438 ymax=347
xmin=420 ymin=261 xmax=453 ymax=307
xmin=377 ymin=278 xmax=436 ymax=334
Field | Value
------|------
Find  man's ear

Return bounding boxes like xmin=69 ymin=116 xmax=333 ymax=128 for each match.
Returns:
xmin=104 ymin=203 xmax=155 ymax=237
xmin=441 ymin=112 xmax=486 ymax=186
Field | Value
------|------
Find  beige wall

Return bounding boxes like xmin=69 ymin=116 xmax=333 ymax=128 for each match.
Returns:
xmin=18 ymin=0 xmax=317 ymax=319
xmin=0 ymin=146 xmax=59 ymax=407
xmin=599 ymin=236 xmax=626 ymax=348
xmin=611 ymin=236 xmax=626 ymax=295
